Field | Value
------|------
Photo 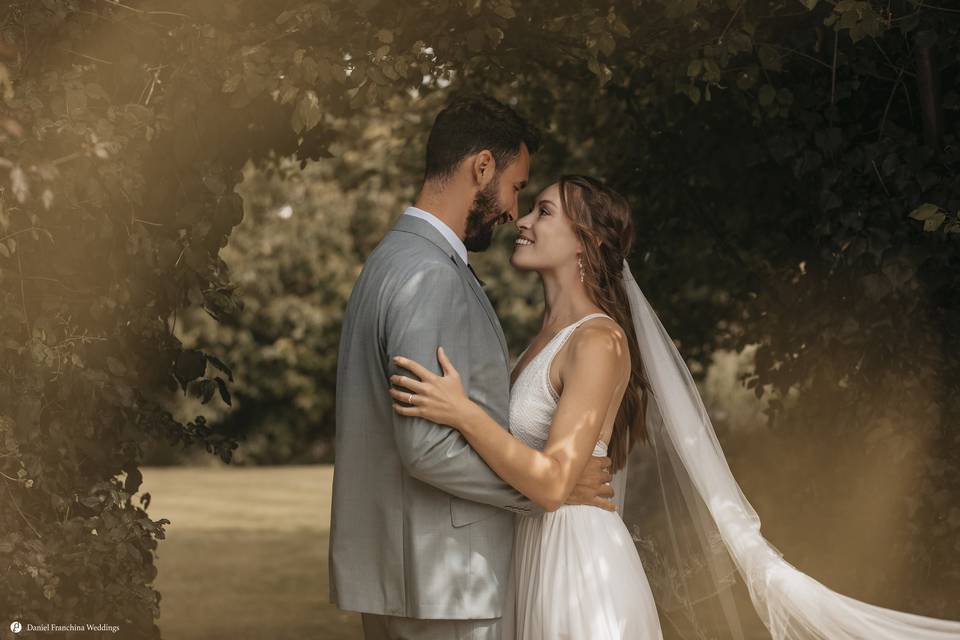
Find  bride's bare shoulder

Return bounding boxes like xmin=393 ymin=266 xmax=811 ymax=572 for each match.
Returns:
xmin=550 ymin=315 xmax=630 ymax=397
xmin=566 ymin=316 xmax=629 ymax=367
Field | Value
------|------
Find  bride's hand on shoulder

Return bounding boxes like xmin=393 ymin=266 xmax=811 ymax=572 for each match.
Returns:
xmin=390 ymin=347 xmax=473 ymax=429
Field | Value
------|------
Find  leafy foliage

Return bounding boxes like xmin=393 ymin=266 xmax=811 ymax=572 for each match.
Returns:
xmin=1 ymin=0 xmax=958 ymax=632
xmin=173 ymin=150 xmax=409 ymax=464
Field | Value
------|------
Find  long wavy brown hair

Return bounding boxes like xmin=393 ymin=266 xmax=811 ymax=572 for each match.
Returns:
xmin=558 ymin=175 xmax=649 ymax=471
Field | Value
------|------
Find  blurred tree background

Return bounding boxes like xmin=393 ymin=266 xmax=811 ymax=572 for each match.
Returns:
xmin=0 ymin=0 xmax=958 ymax=636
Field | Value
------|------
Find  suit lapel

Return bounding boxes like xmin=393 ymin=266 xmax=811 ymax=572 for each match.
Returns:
xmin=391 ymin=215 xmax=509 ymax=362
xmin=449 ymin=254 xmax=509 ymax=361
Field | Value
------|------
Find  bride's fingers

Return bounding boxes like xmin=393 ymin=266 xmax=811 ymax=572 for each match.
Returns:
xmin=388 ymin=388 xmax=428 ymax=405
xmin=389 ymin=374 xmax=426 ymax=393
xmin=584 ymin=468 xmax=613 ymax=485
xmin=392 ymin=403 xmax=420 ymax=417
xmin=437 ymin=346 xmax=459 ymax=378
xmin=595 ymin=483 xmax=615 ymax=499
xmin=593 ymin=497 xmax=617 ymax=512
xmin=392 ymin=355 xmax=434 ymax=381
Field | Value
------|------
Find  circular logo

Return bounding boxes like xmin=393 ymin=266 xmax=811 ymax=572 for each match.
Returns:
xmin=10 ymin=621 xmax=22 ymax=633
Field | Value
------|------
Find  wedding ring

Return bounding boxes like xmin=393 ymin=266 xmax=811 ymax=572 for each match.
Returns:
xmin=407 ymin=393 xmax=414 ymax=405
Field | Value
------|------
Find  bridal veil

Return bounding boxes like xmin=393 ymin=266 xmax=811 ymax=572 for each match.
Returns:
xmin=616 ymin=259 xmax=960 ymax=640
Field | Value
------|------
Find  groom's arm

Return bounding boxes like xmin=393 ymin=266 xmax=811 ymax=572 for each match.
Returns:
xmin=384 ymin=261 xmax=539 ymax=514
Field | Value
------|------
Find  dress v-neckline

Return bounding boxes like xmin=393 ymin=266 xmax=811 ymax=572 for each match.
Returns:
xmin=509 ymin=313 xmax=609 ymax=388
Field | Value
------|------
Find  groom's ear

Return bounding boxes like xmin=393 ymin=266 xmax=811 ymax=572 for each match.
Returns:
xmin=471 ymin=150 xmax=496 ymax=188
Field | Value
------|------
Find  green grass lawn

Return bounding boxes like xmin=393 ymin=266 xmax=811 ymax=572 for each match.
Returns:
xmin=140 ymin=464 xmax=362 ymax=640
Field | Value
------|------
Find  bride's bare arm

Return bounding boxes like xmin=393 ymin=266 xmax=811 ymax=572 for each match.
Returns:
xmin=391 ymin=323 xmax=629 ymax=512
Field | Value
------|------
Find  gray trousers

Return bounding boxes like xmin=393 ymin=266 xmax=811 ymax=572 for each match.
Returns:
xmin=361 ymin=613 xmax=502 ymax=640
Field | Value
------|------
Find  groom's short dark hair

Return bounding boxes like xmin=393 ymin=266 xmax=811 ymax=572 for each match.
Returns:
xmin=423 ymin=94 xmax=541 ymax=183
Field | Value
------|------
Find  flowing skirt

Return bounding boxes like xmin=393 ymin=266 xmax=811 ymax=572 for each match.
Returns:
xmin=502 ymin=504 xmax=664 ymax=640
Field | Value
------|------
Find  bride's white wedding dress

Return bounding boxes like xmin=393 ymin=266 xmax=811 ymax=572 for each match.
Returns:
xmin=501 ymin=312 xmax=664 ymax=640
xmin=494 ymin=263 xmax=960 ymax=639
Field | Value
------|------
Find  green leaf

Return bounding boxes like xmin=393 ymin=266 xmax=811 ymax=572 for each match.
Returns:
xmin=222 ymin=74 xmax=242 ymax=94
xmin=758 ymin=45 xmax=781 ymax=71
xmin=485 ymin=27 xmax=505 ymax=48
xmin=199 ymin=379 xmax=217 ymax=404
xmin=687 ymin=59 xmax=703 ymax=77
xmin=215 ymin=376 xmax=232 ymax=406
xmin=279 ymin=85 xmax=300 ymax=105
xmin=838 ymin=8 xmax=859 ymax=30
xmin=493 ymin=2 xmax=516 ymax=19
xmin=124 ymin=467 xmax=143 ymax=493
xmin=175 ymin=349 xmax=207 ymax=386
xmin=598 ymin=33 xmax=615 ymax=57
xmin=207 ymin=354 xmax=234 ymax=382
xmin=909 ymin=203 xmax=940 ymax=221
xmin=291 ymin=90 xmax=322 ymax=134
xmin=106 ymin=357 xmax=126 ymax=376
xmin=702 ymin=59 xmax=722 ymax=82
xmin=610 ymin=17 xmax=630 ymax=37
xmin=923 ymin=212 xmax=946 ymax=232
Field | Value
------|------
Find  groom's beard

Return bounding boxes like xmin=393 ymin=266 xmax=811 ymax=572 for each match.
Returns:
xmin=464 ymin=178 xmax=508 ymax=253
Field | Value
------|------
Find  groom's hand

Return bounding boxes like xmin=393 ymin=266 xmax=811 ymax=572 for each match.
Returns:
xmin=565 ymin=456 xmax=616 ymax=511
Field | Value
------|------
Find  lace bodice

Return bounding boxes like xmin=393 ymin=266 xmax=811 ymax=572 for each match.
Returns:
xmin=509 ymin=313 xmax=611 ymax=457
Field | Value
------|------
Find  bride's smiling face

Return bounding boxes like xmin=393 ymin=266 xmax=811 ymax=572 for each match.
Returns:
xmin=510 ymin=182 xmax=584 ymax=273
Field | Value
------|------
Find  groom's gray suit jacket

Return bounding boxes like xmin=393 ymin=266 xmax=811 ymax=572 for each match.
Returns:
xmin=329 ymin=214 xmax=537 ymax=620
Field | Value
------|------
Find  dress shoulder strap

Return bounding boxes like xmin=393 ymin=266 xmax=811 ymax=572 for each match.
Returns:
xmin=555 ymin=312 xmax=612 ymax=348
xmin=541 ymin=313 xmax=613 ymax=401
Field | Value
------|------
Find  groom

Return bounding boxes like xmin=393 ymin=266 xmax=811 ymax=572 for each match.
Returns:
xmin=329 ymin=95 xmax=615 ymax=640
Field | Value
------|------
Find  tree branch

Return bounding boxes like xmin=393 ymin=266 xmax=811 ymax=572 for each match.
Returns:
xmin=4 ymin=481 xmax=42 ymax=539
xmin=831 ymin=30 xmax=839 ymax=106
xmin=103 ymin=1 xmax=190 ymax=18
xmin=16 ymin=250 xmax=29 ymax=338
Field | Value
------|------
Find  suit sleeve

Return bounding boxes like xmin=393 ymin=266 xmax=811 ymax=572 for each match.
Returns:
xmin=384 ymin=261 xmax=538 ymax=514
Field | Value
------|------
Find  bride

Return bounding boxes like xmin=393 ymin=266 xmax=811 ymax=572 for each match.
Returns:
xmin=389 ymin=175 xmax=960 ymax=639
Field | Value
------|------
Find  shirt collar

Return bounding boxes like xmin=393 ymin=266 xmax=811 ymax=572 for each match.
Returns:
xmin=402 ymin=206 xmax=468 ymax=265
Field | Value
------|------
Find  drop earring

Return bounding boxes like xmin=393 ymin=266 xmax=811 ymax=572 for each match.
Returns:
xmin=578 ymin=255 xmax=585 ymax=283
